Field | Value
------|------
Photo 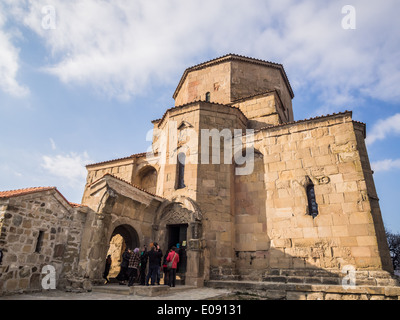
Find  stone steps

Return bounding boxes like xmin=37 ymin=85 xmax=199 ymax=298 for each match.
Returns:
xmin=93 ymin=284 xmax=132 ymax=295
xmin=92 ymin=284 xmax=196 ymax=297
xmin=261 ymin=274 xmax=399 ymax=287
xmin=206 ymin=280 xmax=400 ymax=300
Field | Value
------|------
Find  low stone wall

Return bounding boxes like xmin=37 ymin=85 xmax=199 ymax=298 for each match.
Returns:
xmin=207 ymin=279 xmax=400 ymax=300
xmin=262 ymin=268 xmax=399 ymax=287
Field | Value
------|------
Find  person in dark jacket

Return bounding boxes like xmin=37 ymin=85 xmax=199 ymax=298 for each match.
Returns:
xmin=145 ymin=244 xmax=162 ymax=285
xmin=103 ymin=255 xmax=112 ymax=284
xmin=179 ymin=243 xmax=187 ymax=273
xmin=139 ymin=246 xmax=148 ymax=285
xmin=154 ymin=242 xmax=163 ymax=285
xmin=127 ymin=248 xmax=141 ymax=287
xmin=116 ymin=248 xmax=131 ymax=285
xmin=162 ymin=249 xmax=171 ymax=285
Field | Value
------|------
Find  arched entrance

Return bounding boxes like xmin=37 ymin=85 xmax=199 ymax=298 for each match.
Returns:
xmin=111 ymin=224 xmax=140 ymax=249
xmin=153 ymin=196 xmax=203 ymax=285
xmin=105 ymin=224 xmax=140 ymax=280
xmin=78 ymin=174 xmax=165 ymax=283
xmin=167 ymin=224 xmax=188 ymax=273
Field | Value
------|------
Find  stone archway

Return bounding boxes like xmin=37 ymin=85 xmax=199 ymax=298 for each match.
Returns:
xmin=78 ymin=174 xmax=165 ymax=283
xmin=106 ymin=224 xmax=140 ymax=279
xmin=110 ymin=224 xmax=140 ymax=250
xmin=154 ymin=197 xmax=202 ymax=247
xmin=153 ymin=196 xmax=204 ymax=286
xmin=134 ymin=165 xmax=158 ymax=195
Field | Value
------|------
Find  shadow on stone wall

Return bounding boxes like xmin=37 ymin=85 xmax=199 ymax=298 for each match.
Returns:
xmin=210 ymin=247 xmax=399 ymax=288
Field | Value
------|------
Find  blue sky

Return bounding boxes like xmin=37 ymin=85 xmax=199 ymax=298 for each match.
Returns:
xmin=0 ymin=0 xmax=399 ymax=232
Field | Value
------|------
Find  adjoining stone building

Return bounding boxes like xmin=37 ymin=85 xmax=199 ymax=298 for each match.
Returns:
xmin=1 ymin=54 xmax=399 ymax=299
xmin=0 ymin=187 xmax=89 ymax=293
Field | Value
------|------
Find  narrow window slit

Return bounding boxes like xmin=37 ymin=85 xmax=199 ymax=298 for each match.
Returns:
xmin=35 ymin=231 xmax=45 ymax=253
xmin=177 ymin=153 xmax=186 ymax=189
xmin=307 ymin=184 xmax=319 ymax=218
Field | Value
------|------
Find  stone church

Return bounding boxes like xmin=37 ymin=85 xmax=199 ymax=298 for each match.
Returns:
xmin=1 ymin=54 xmax=399 ymax=299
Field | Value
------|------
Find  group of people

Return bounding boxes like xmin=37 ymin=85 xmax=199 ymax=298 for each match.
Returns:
xmin=103 ymin=242 xmax=184 ymax=287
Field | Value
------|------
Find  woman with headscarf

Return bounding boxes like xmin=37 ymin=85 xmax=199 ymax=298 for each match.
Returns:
xmin=127 ymin=248 xmax=141 ymax=287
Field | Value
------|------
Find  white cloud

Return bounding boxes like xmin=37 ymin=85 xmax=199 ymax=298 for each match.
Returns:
xmin=4 ymin=0 xmax=400 ymax=107
xmin=41 ymin=152 xmax=92 ymax=187
xmin=366 ymin=113 xmax=400 ymax=145
xmin=13 ymin=171 xmax=23 ymax=177
xmin=371 ymin=159 xmax=400 ymax=172
xmin=0 ymin=5 xmax=29 ymax=97
xmin=49 ymin=138 xmax=57 ymax=151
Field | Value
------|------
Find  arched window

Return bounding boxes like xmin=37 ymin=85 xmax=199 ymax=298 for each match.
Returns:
xmin=177 ymin=153 xmax=186 ymax=189
xmin=138 ymin=166 xmax=157 ymax=194
xmin=205 ymin=92 xmax=211 ymax=102
xmin=307 ymin=183 xmax=319 ymax=218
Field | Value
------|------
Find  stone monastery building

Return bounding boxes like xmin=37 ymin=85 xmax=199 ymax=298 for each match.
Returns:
xmin=0 ymin=54 xmax=398 ymax=298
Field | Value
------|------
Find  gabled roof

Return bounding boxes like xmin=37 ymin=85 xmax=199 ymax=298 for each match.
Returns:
xmin=89 ymin=173 xmax=165 ymax=200
xmin=253 ymin=111 xmax=358 ymax=133
xmin=86 ymin=152 xmax=147 ymax=168
xmin=173 ymin=54 xmax=295 ymax=100
xmin=69 ymin=202 xmax=87 ymax=208
xmin=0 ymin=187 xmax=56 ymax=199
xmin=153 ymin=99 xmax=247 ymax=129
xmin=0 ymin=186 xmax=83 ymax=208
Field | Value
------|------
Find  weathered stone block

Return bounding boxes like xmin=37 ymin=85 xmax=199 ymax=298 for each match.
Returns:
xmin=325 ymin=293 xmax=342 ymax=300
xmin=331 ymin=226 xmax=349 ymax=237
xmin=307 ymin=292 xmax=324 ymax=300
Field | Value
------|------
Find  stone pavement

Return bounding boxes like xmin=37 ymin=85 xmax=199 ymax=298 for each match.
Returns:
xmin=0 ymin=285 xmax=234 ymax=300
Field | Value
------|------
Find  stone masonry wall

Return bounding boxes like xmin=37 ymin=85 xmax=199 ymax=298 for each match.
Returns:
xmin=232 ymin=92 xmax=286 ymax=129
xmin=79 ymin=176 xmax=163 ymax=282
xmin=234 ymin=151 xmax=269 ymax=280
xmin=83 ymin=155 xmax=162 ymax=203
xmin=175 ymin=61 xmax=231 ymax=106
xmin=251 ymin=112 xmax=392 ymax=277
xmin=83 ymin=158 xmax=136 ymax=202
xmin=230 ymin=60 xmax=294 ymax=121
xmin=195 ymin=102 xmax=247 ymax=280
xmin=353 ymin=123 xmax=393 ymax=271
xmin=156 ymin=103 xmax=201 ymax=201
xmin=0 ymin=191 xmax=86 ymax=295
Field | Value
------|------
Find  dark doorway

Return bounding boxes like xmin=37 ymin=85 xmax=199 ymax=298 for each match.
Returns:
xmin=167 ymin=224 xmax=188 ymax=274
